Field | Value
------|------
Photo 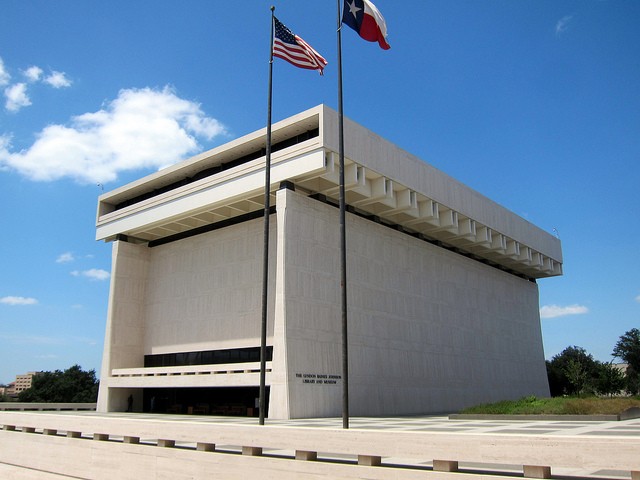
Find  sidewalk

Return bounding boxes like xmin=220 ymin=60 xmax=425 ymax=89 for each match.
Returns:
xmin=4 ymin=410 xmax=638 ymax=478
xmin=71 ymin=410 xmax=640 ymax=437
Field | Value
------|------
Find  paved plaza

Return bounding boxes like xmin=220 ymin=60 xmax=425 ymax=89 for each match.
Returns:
xmin=66 ymin=410 xmax=640 ymax=436
xmin=29 ymin=411 xmax=637 ymax=479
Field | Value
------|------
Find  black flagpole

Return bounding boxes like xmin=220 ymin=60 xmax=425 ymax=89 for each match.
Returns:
xmin=259 ymin=5 xmax=276 ymax=426
xmin=337 ymin=0 xmax=349 ymax=430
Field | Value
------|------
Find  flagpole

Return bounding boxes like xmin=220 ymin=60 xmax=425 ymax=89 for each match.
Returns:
xmin=337 ymin=0 xmax=349 ymax=430
xmin=259 ymin=5 xmax=276 ymax=426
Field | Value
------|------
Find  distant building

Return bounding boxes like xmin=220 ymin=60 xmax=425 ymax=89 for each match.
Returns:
xmin=96 ymin=105 xmax=562 ymax=418
xmin=7 ymin=372 xmax=38 ymax=397
xmin=613 ymin=363 xmax=629 ymax=374
xmin=5 ymin=382 xmax=16 ymax=398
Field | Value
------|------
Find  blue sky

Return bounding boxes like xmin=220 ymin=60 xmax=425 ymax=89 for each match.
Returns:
xmin=1 ymin=1 xmax=638 ymax=385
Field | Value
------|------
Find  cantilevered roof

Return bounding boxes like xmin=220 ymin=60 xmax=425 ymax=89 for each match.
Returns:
xmin=96 ymin=105 xmax=562 ymax=279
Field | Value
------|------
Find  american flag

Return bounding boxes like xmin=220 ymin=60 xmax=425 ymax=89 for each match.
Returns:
xmin=273 ymin=17 xmax=327 ymax=75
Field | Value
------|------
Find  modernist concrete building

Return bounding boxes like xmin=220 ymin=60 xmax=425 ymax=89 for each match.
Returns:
xmin=96 ymin=105 xmax=562 ymax=419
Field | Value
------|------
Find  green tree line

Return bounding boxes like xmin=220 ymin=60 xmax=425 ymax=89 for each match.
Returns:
xmin=3 ymin=365 xmax=99 ymax=403
xmin=547 ymin=328 xmax=640 ymax=396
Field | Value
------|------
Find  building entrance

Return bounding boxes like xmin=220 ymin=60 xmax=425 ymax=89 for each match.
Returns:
xmin=143 ymin=386 xmax=266 ymax=417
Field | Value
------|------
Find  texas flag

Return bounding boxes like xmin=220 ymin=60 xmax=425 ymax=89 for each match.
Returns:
xmin=342 ymin=0 xmax=390 ymax=50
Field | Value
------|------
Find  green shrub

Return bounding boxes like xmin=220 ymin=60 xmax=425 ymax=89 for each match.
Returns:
xmin=461 ymin=396 xmax=640 ymax=415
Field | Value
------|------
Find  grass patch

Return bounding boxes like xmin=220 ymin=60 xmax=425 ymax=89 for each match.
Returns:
xmin=460 ymin=396 xmax=640 ymax=415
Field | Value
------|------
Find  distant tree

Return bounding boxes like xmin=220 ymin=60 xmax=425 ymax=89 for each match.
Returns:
xmin=594 ymin=362 xmax=626 ymax=396
xmin=612 ymin=328 xmax=640 ymax=370
xmin=564 ymin=358 xmax=591 ymax=394
xmin=18 ymin=365 xmax=99 ymax=403
xmin=612 ymin=328 xmax=640 ymax=395
xmin=546 ymin=346 xmax=600 ymax=396
xmin=546 ymin=360 xmax=564 ymax=397
xmin=625 ymin=368 xmax=640 ymax=395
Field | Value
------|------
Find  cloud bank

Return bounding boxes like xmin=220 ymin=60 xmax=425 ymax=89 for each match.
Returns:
xmin=56 ymin=252 xmax=75 ymax=264
xmin=1 ymin=56 xmax=72 ymax=112
xmin=1 ymin=296 xmax=38 ymax=306
xmin=4 ymin=83 xmax=31 ymax=112
xmin=44 ymin=71 xmax=72 ymax=88
xmin=23 ymin=66 xmax=43 ymax=82
xmin=540 ymin=304 xmax=588 ymax=319
xmin=71 ymin=269 xmax=110 ymax=281
xmin=0 ymin=86 xmax=226 ymax=183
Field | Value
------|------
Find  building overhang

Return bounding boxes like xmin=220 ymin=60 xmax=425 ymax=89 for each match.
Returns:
xmin=96 ymin=105 xmax=562 ymax=279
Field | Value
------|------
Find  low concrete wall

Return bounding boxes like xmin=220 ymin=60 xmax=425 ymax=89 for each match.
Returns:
xmin=1 ymin=412 xmax=638 ymax=480
xmin=0 ymin=403 xmax=96 ymax=411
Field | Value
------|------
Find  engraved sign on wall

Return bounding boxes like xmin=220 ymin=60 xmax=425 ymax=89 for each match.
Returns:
xmin=295 ymin=373 xmax=341 ymax=385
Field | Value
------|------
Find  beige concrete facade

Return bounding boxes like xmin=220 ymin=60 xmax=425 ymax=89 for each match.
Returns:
xmin=96 ymin=105 xmax=561 ymax=419
xmin=270 ymin=188 xmax=548 ymax=418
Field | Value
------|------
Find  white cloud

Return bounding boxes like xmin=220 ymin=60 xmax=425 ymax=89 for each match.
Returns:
xmin=0 ymin=333 xmax=62 ymax=346
xmin=0 ymin=296 xmax=38 ymax=306
xmin=55 ymin=252 xmax=75 ymax=263
xmin=540 ymin=304 xmax=589 ymax=319
xmin=23 ymin=66 xmax=43 ymax=83
xmin=4 ymin=83 xmax=31 ymax=112
xmin=71 ymin=269 xmax=110 ymax=281
xmin=0 ymin=86 xmax=227 ymax=183
xmin=635 ymin=294 xmax=640 ymax=303
xmin=44 ymin=71 xmax=72 ymax=88
xmin=555 ymin=15 xmax=573 ymax=36
xmin=76 ymin=336 xmax=98 ymax=346
xmin=0 ymin=58 xmax=10 ymax=86
xmin=1 ymin=60 xmax=71 ymax=112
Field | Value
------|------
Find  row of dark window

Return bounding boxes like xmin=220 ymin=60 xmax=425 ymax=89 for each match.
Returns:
xmin=144 ymin=346 xmax=273 ymax=368
xmin=115 ymin=128 xmax=319 ymax=211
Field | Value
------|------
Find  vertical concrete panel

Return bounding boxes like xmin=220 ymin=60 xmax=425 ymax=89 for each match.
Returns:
xmin=268 ymin=189 xmax=292 ymax=419
xmin=273 ymin=189 xmax=343 ymax=419
xmin=97 ymin=241 xmax=150 ymax=412
xmin=142 ymin=218 xmax=276 ymax=354
xmin=280 ymin=190 xmax=548 ymax=418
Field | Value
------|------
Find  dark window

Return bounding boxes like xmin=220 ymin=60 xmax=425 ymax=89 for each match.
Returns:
xmin=115 ymin=128 xmax=319 ymax=211
xmin=144 ymin=346 xmax=272 ymax=368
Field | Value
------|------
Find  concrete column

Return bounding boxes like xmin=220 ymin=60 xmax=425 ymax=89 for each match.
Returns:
xmin=123 ymin=436 xmax=140 ymax=444
xmin=2 ymin=425 xmax=15 ymax=431
xmin=97 ymin=241 xmax=149 ymax=413
xmin=93 ymin=433 xmax=109 ymax=441
xmin=22 ymin=427 xmax=35 ymax=433
xmin=158 ymin=439 xmax=175 ymax=448
xmin=67 ymin=431 xmax=81 ymax=438
xmin=267 ymin=189 xmax=291 ymax=420
xmin=43 ymin=429 xmax=57 ymax=436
